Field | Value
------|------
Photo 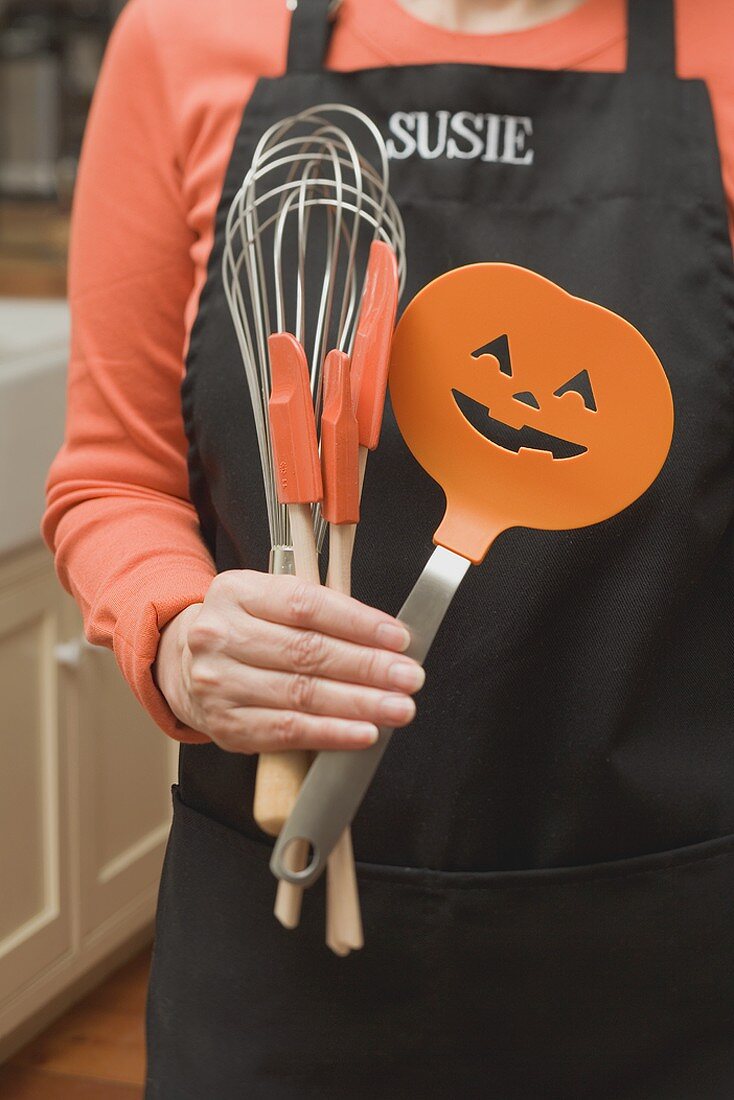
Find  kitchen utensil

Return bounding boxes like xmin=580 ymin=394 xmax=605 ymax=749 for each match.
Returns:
xmin=350 ymin=240 xmax=400 ymax=454
xmin=222 ymin=104 xmax=406 ymax=853
xmin=271 ymin=262 xmax=675 ymax=887
xmin=310 ymin=237 xmax=400 ymax=758
xmin=320 ymin=348 xmax=364 ymax=953
xmin=267 ymin=331 xmax=363 ymax=950
xmin=314 ymin=240 xmax=400 ymax=949
xmin=266 ymin=331 xmax=323 ymax=932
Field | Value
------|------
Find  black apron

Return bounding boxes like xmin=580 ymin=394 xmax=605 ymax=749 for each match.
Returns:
xmin=145 ymin=1 xmax=734 ymax=1095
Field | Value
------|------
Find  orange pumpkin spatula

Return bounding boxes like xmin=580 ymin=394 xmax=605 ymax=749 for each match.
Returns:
xmin=271 ymin=263 xmax=674 ymax=889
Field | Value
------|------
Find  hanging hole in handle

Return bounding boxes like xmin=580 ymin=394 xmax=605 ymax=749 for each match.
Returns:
xmin=280 ymin=835 xmax=319 ymax=883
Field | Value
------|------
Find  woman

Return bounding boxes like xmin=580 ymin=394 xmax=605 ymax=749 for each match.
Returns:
xmin=44 ymin=0 xmax=734 ymax=1095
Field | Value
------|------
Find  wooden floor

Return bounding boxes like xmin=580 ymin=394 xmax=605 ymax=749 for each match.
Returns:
xmin=0 ymin=947 xmax=151 ymax=1099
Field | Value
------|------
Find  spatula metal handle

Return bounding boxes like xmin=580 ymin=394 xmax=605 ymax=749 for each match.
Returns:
xmin=270 ymin=545 xmax=471 ymax=888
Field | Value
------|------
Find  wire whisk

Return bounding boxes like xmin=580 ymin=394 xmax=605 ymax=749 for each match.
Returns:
xmin=223 ymin=103 xmax=407 ymax=553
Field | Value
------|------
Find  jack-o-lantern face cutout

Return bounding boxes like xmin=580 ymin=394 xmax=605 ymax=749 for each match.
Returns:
xmin=453 ymin=336 xmax=596 ymax=459
xmin=389 ymin=264 xmax=674 ymax=563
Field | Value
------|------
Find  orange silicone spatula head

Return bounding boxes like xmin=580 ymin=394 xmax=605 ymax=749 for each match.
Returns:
xmin=350 ymin=240 xmax=399 ymax=450
xmin=321 ymin=349 xmax=360 ymax=525
xmin=389 ymin=263 xmax=674 ymax=564
xmin=268 ymin=332 xmax=322 ymax=505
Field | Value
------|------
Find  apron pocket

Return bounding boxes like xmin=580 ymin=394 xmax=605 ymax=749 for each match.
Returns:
xmin=145 ymin=786 xmax=734 ymax=1100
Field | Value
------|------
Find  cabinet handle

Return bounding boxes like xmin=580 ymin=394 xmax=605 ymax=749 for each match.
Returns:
xmin=54 ymin=637 xmax=106 ymax=670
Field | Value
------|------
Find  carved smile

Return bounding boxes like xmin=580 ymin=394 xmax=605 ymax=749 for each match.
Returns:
xmin=452 ymin=389 xmax=587 ymax=459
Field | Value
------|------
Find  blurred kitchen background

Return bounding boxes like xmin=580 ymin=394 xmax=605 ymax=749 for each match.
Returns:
xmin=0 ymin=0 xmax=127 ymax=294
xmin=0 ymin=4 xmax=175 ymax=1094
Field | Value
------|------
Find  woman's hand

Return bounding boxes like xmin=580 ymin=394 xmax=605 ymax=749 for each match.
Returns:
xmin=154 ymin=570 xmax=424 ymax=753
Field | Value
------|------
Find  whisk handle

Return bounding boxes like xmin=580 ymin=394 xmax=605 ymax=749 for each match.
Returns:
xmin=252 ymin=545 xmax=311 ymax=836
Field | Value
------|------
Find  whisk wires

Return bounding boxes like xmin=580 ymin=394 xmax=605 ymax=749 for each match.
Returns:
xmin=223 ymin=105 xmax=406 ymax=551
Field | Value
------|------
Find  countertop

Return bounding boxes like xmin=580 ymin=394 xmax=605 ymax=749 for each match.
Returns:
xmin=0 ymin=298 xmax=70 ymax=556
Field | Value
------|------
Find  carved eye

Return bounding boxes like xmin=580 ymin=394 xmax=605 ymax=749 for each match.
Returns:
xmin=553 ymin=369 xmax=597 ymax=412
xmin=471 ymin=334 xmax=512 ymax=377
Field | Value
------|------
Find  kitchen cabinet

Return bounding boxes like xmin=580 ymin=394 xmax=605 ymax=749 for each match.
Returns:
xmin=0 ymin=543 xmax=178 ymax=1058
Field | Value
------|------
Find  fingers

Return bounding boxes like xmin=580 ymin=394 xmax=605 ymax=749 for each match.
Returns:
xmin=221 ymin=615 xmax=425 ymax=693
xmin=209 ymin=570 xmax=411 ymax=651
xmin=202 ymin=708 xmax=381 ymax=754
xmin=190 ymin=655 xmax=418 ymax=729
xmin=183 ymin=569 xmax=426 ymax=755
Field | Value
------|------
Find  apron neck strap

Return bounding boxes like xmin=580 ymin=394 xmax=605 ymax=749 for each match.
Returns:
xmin=286 ymin=0 xmax=337 ymax=74
xmin=626 ymin=0 xmax=676 ymax=76
xmin=286 ymin=0 xmax=675 ymax=78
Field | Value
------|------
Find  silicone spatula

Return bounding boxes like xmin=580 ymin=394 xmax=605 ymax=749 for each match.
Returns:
xmin=350 ymin=240 xmax=400 ymax=455
xmin=267 ymin=333 xmax=362 ymax=951
xmin=332 ymin=238 xmax=399 ymax=565
xmin=266 ymin=332 xmax=322 ymax=930
xmin=270 ymin=263 xmax=675 ymax=889
xmin=322 ymin=350 xmax=361 ymax=528
xmin=255 ymin=334 xmax=321 ymax=835
xmin=321 ymin=349 xmax=364 ymax=954
xmin=316 ymin=237 xmax=398 ymax=948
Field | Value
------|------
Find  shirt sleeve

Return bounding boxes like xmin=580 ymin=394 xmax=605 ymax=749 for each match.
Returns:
xmin=42 ymin=0 xmax=216 ymax=743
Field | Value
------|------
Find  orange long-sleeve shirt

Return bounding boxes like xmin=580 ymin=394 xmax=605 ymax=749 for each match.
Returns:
xmin=43 ymin=0 xmax=734 ymax=742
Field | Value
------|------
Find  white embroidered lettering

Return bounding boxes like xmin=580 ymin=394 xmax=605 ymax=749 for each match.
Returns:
xmin=386 ymin=112 xmax=418 ymax=160
xmin=415 ymin=110 xmax=451 ymax=159
xmin=501 ymin=115 xmax=534 ymax=165
xmin=386 ymin=110 xmax=536 ymax=166
xmin=446 ymin=111 xmax=485 ymax=160
xmin=482 ymin=113 xmax=502 ymax=163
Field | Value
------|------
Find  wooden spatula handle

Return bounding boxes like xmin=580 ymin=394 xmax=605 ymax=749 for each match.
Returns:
xmin=252 ymin=533 xmax=310 ymax=837
xmin=253 ymin=751 xmax=310 ymax=837
xmin=324 ymin=523 xmax=364 ymax=954
xmin=326 ymin=828 xmax=363 ymax=954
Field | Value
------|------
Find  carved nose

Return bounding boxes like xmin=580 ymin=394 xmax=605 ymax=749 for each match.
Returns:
xmin=512 ymin=391 xmax=540 ymax=409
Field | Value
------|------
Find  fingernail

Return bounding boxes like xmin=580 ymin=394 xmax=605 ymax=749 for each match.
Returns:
xmin=376 ymin=622 xmax=411 ymax=651
xmin=379 ymin=694 xmax=416 ymax=724
xmin=387 ymin=662 xmax=425 ymax=692
xmin=351 ymin=723 xmax=379 ymax=744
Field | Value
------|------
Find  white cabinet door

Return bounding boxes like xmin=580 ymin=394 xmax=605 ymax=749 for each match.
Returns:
xmin=0 ymin=545 xmax=179 ymax=1051
xmin=0 ymin=551 xmax=70 ymax=1010
xmin=62 ymin=600 xmax=178 ymax=941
